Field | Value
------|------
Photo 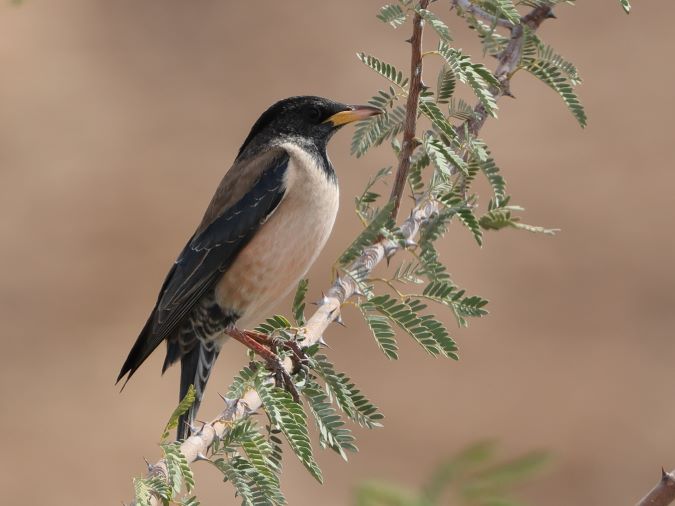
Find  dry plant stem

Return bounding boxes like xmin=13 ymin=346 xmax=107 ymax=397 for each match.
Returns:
xmin=637 ymin=470 xmax=675 ymax=506
xmin=130 ymin=5 xmax=553 ymax=505
xmin=389 ymin=0 xmax=430 ymax=220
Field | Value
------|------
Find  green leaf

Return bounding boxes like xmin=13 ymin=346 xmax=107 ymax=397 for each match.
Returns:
xmin=367 ymin=294 xmax=457 ymax=358
xmin=491 ymin=0 xmax=521 ymax=24
xmin=178 ymin=497 xmax=200 ymax=506
xmin=618 ymin=0 xmax=631 ymax=13
xmin=376 ymin=3 xmax=408 ymax=27
xmin=212 ymin=456 xmax=268 ymax=506
xmin=339 ymin=201 xmax=396 ymax=265
xmin=457 ymin=206 xmax=483 ymax=246
xmin=254 ymin=315 xmax=292 ymax=335
xmin=421 ymin=441 xmax=497 ymax=503
xmin=303 ymin=381 xmax=357 ymax=459
xmin=357 ymin=52 xmax=409 ymax=89
xmin=436 ymin=66 xmax=456 ymax=104
xmin=478 ymin=156 xmax=506 ymax=205
xmin=356 ymin=481 xmax=419 ymax=506
xmin=133 ymin=478 xmax=155 ymax=506
xmin=480 ymin=207 xmax=558 ymax=236
xmin=227 ymin=364 xmax=260 ymax=399
xmin=526 ymin=59 xmax=586 ymax=127
xmin=417 ymin=245 xmax=451 ymax=282
xmin=351 ymin=106 xmax=406 ymax=157
xmin=162 ymin=442 xmax=195 ymax=496
xmin=423 ymin=135 xmax=468 ymax=178
xmin=310 ymin=354 xmax=384 ymax=429
xmin=417 ymin=8 xmax=452 ymax=42
xmin=255 ymin=379 xmax=323 ymax=483
xmin=358 ymin=301 xmax=399 ymax=359
xmin=522 ymin=34 xmax=581 ymax=85
xmin=408 ymin=151 xmax=430 ymax=193
xmin=464 ymin=451 xmax=549 ymax=498
xmin=356 ymin=166 xmax=392 ymax=220
xmin=438 ymin=43 xmax=499 ymax=116
xmin=292 ymin=279 xmax=308 ymax=326
xmin=161 ymin=385 xmax=196 ymax=442
xmin=447 ymin=98 xmax=476 ymax=121
xmin=240 ymin=427 xmax=282 ymax=486
xmin=419 ymin=101 xmax=457 ymax=140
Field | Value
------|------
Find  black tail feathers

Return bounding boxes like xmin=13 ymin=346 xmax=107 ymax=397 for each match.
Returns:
xmin=176 ymin=341 xmax=221 ymax=440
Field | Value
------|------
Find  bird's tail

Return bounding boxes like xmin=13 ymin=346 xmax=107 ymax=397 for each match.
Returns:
xmin=176 ymin=340 xmax=221 ymax=440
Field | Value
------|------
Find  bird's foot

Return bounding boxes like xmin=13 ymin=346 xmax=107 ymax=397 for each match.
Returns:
xmin=241 ymin=329 xmax=308 ymax=375
xmin=264 ymin=355 xmax=300 ymax=403
xmin=226 ymin=327 xmax=305 ymax=402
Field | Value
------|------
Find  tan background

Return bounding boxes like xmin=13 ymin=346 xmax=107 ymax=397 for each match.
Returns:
xmin=1 ymin=1 xmax=673 ymax=505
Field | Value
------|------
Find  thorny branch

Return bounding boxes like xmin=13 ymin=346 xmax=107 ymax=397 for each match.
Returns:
xmin=637 ymin=469 xmax=675 ymax=506
xmin=130 ymin=4 xmax=554 ymax=505
xmin=453 ymin=0 xmax=515 ymax=29
xmin=389 ymin=0 xmax=430 ymax=220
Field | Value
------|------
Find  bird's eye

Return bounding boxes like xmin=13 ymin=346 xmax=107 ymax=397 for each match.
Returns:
xmin=306 ymin=106 xmax=322 ymax=122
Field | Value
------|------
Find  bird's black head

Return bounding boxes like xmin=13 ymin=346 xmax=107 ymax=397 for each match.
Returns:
xmin=237 ymin=96 xmax=380 ymax=158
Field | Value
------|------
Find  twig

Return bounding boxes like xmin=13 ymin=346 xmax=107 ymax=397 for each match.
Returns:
xmin=637 ymin=469 xmax=675 ymax=506
xmin=463 ymin=4 xmax=553 ymax=139
xmin=129 ymin=4 xmax=554 ymax=504
xmin=453 ymin=0 xmax=515 ymax=29
xmin=389 ymin=0 xmax=430 ymax=220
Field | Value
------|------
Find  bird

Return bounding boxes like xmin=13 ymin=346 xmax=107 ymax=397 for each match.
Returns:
xmin=117 ymin=96 xmax=381 ymax=440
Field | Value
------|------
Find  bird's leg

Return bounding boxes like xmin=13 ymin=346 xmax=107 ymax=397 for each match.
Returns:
xmin=225 ymin=326 xmax=300 ymax=402
xmin=241 ymin=329 xmax=308 ymax=375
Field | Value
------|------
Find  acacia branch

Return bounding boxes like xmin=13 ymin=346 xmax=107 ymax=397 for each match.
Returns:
xmin=130 ymin=4 xmax=554 ymax=504
xmin=453 ymin=0 xmax=515 ymax=29
xmin=462 ymin=4 xmax=553 ymax=139
xmin=637 ymin=470 xmax=675 ymax=506
xmin=389 ymin=0 xmax=430 ymax=220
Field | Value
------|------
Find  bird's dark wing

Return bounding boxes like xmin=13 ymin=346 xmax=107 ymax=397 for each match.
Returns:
xmin=117 ymin=147 xmax=290 ymax=384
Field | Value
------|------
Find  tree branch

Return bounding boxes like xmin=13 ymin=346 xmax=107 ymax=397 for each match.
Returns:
xmin=637 ymin=470 xmax=675 ymax=506
xmin=389 ymin=0 xmax=430 ymax=220
xmin=462 ymin=4 xmax=553 ymax=139
xmin=129 ymin=4 xmax=554 ymax=504
xmin=452 ymin=0 xmax=515 ymax=29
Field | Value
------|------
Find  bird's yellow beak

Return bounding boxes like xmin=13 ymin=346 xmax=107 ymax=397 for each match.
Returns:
xmin=324 ymin=105 xmax=382 ymax=126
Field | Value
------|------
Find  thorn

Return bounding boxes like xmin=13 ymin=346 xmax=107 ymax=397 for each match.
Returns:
xmin=546 ymin=10 xmax=557 ymax=19
xmin=143 ymin=457 xmax=153 ymax=472
xmin=503 ymin=89 xmax=516 ymax=99
xmin=195 ymin=452 xmax=210 ymax=462
xmin=313 ymin=292 xmax=330 ymax=306
xmin=334 ymin=314 xmax=346 ymax=327
xmin=317 ymin=335 xmax=331 ymax=348
xmin=196 ymin=420 xmax=209 ymax=436
xmin=240 ymin=400 xmax=255 ymax=416
xmin=353 ymin=287 xmax=365 ymax=297
xmin=384 ymin=243 xmax=398 ymax=259
xmin=218 ymin=393 xmax=238 ymax=410
xmin=420 ymin=81 xmax=430 ymax=90
xmin=662 ymin=467 xmax=668 ymax=480
xmin=405 ymin=37 xmax=413 ymax=44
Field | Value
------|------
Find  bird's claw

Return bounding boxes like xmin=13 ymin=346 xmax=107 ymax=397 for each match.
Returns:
xmin=240 ymin=329 xmax=305 ymax=402
xmin=266 ymin=355 xmax=300 ymax=403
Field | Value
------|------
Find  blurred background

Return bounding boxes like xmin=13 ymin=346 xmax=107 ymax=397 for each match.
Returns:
xmin=1 ymin=1 xmax=673 ymax=504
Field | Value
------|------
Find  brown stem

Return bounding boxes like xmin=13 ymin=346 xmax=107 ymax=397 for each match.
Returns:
xmin=389 ymin=0 xmax=430 ymax=220
xmin=637 ymin=470 xmax=675 ymax=506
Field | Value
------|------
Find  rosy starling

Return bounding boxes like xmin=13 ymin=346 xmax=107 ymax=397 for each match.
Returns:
xmin=117 ymin=96 xmax=380 ymax=439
